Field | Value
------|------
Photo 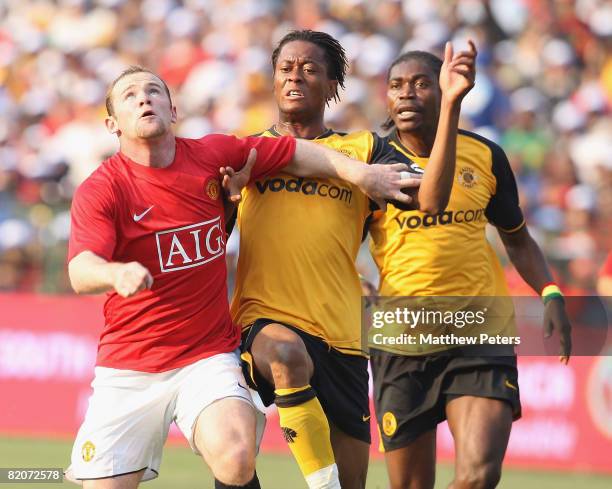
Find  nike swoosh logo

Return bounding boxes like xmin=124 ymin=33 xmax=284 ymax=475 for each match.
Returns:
xmin=505 ymin=380 xmax=518 ymax=391
xmin=133 ymin=205 xmax=154 ymax=222
xmin=362 ymin=415 xmax=371 ymax=422
xmin=237 ymin=382 xmax=248 ymax=391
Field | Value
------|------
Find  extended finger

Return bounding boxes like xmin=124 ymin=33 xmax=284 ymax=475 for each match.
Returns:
xmin=560 ymin=323 xmax=572 ymax=357
xmin=467 ymin=38 xmax=477 ymax=56
xmin=444 ymin=41 xmax=453 ymax=64
xmin=243 ymin=148 xmax=257 ymax=173
xmin=373 ymin=197 xmax=387 ymax=212
xmin=222 ymin=174 xmax=231 ymax=189
xmin=543 ymin=317 xmax=553 ymax=338
xmin=387 ymin=162 xmax=411 ymax=173
xmin=391 ymin=191 xmax=412 ymax=204
xmin=398 ymin=177 xmax=422 ymax=188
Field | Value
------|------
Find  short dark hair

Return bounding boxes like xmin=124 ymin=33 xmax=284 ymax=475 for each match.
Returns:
xmin=382 ymin=51 xmax=443 ymax=131
xmin=271 ymin=30 xmax=348 ymax=103
xmin=105 ymin=65 xmax=172 ymax=117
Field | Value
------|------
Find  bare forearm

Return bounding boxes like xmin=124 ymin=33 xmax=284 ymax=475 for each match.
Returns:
xmin=418 ymin=97 xmax=461 ymax=214
xmin=285 ymin=139 xmax=366 ymax=186
xmin=501 ymin=228 xmax=554 ymax=293
xmin=68 ymin=251 xmax=120 ymax=294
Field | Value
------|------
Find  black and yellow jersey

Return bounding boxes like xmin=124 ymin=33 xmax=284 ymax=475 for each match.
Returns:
xmin=369 ymin=129 xmax=524 ymax=353
xmin=231 ymin=127 xmax=394 ymax=356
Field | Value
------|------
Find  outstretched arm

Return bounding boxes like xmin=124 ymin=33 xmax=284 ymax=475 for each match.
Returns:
xmin=287 ymin=140 xmax=421 ymax=209
xmin=221 ymin=145 xmax=422 ymax=209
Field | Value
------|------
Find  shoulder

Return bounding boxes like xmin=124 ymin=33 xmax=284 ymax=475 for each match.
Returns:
xmin=187 ymin=134 xmax=237 ymax=149
xmin=458 ymin=129 xmax=507 ymax=158
xmin=75 ymin=157 xmax=116 ymax=193
xmin=72 ymin=157 xmax=119 ymax=210
xmin=331 ymin=130 xmax=370 ymax=143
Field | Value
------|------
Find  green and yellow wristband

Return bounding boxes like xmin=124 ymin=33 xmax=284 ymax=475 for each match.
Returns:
xmin=542 ymin=283 xmax=564 ymax=305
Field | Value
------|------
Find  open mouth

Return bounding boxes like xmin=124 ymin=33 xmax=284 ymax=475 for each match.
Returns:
xmin=140 ymin=110 xmax=156 ymax=118
xmin=396 ymin=107 xmax=422 ymax=120
xmin=286 ymin=90 xmax=305 ymax=99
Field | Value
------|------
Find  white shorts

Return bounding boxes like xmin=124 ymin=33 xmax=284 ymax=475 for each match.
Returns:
xmin=65 ymin=350 xmax=264 ymax=484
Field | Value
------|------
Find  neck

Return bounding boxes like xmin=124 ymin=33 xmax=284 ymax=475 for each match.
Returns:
xmin=397 ymin=128 xmax=436 ymax=158
xmin=119 ymin=132 xmax=176 ymax=168
xmin=275 ymin=111 xmax=328 ymax=139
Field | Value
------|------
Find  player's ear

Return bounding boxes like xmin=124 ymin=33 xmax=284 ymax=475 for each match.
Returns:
xmin=105 ymin=116 xmax=120 ymax=136
xmin=327 ymin=80 xmax=338 ymax=103
xmin=170 ymin=105 xmax=177 ymax=124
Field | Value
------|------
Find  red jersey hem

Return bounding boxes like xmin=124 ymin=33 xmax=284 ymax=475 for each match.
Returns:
xmin=94 ymin=341 xmax=241 ymax=373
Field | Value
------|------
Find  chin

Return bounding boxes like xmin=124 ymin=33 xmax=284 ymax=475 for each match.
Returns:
xmin=137 ymin=124 xmax=166 ymax=139
xmin=280 ymin=99 xmax=311 ymax=113
xmin=394 ymin=120 xmax=420 ymax=133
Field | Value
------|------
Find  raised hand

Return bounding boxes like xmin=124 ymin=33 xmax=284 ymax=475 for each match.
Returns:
xmin=439 ymin=39 xmax=477 ymax=103
xmin=220 ymin=148 xmax=257 ymax=203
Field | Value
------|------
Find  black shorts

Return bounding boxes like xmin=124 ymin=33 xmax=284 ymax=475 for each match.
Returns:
xmin=370 ymin=349 xmax=521 ymax=451
xmin=242 ymin=318 xmax=371 ymax=444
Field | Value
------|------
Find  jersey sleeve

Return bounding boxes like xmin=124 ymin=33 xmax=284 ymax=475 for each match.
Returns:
xmin=369 ymin=133 xmax=399 ymax=164
xmin=68 ymin=175 xmax=117 ymax=262
xmin=484 ymin=142 xmax=525 ymax=233
xmin=205 ymin=134 xmax=296 ymax=182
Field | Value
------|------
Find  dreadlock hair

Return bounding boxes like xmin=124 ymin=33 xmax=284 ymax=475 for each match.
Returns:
xmin=381 ymin=51 xmax=443 ymax=131
xmin=105 ymin=65 xmax=172 ymax=117
xmin=271 ymin=29 xmax=348 ymax=104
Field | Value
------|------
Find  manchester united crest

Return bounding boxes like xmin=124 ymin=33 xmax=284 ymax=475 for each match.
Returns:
xmin=82 ymin=440 xmax=96 ymax=462
xmin=206 ymin=179 xmax=220 ymax=200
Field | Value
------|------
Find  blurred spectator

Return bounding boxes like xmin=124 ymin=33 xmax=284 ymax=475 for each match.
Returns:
xmin=0 ymin=0 xmax=609 ymax=294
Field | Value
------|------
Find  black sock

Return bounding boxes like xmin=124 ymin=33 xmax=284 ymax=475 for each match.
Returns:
xmin=214 ymin=472 xmax=260 ymax=489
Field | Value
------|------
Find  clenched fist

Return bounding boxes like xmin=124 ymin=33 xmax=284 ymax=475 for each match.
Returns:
xmin=112 ymin=262 xmax=154 ymax=298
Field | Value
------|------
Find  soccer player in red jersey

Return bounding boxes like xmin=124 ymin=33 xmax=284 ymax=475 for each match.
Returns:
xmin=64 ymin=66 xmax=417 ymax=489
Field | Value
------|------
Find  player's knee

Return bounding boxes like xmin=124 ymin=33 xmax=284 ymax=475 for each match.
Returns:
xmin=213 ymin=443 xmax=256 ymax=485
xmin=389 ymin=471 xmax=434 ymax=489
xmin=268 ymin=339 xmax=312 ymax=383
xmin=454 ymin=461 xmax=501 ymax=489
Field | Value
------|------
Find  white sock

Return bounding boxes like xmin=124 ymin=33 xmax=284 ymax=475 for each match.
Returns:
xmin=304 ymin=463 xmax=341 ymax=489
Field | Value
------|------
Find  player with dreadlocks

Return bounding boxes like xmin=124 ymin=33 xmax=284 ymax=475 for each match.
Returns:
xmin=226 ymin=30 xmax=476 ymax=488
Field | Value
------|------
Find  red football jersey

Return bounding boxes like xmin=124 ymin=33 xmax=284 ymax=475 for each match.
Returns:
xmin=68 ymin=134 xmax=296 ymax=372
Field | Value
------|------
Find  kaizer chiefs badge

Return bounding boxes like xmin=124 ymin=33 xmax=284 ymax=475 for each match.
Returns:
xmin=382 ymin=411 xmax=398 ymax=436
xmin=82 ymin=440 xmax=96 ymax=462
xmin=206 ymin=179 xmax=220 ymax=200
xmin=458 ymin=166 xmax=478 ymax=188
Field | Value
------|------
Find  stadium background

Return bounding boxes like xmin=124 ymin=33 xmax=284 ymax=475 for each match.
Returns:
xmin=0 ymin=0 xmax=610 ymax=487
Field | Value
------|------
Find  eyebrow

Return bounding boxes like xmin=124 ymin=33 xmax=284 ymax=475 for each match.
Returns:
xmin=280 ymin=56 xmax=323 ymax=65
xmin=119 ymin=82 xmax=163 ymax=96
xmin=389 ymin=73 xmax=432 ymax=82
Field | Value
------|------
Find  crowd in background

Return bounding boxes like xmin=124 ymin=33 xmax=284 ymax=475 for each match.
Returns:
xmin=1 ymin=0 xmax=610 ymax=296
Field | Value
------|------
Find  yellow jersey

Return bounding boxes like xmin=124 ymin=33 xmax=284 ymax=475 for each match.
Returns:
xmin=369 ymin=129 xmax=525 ymax=354
xmin=231 ymin=127 xmax=393 ymax=355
